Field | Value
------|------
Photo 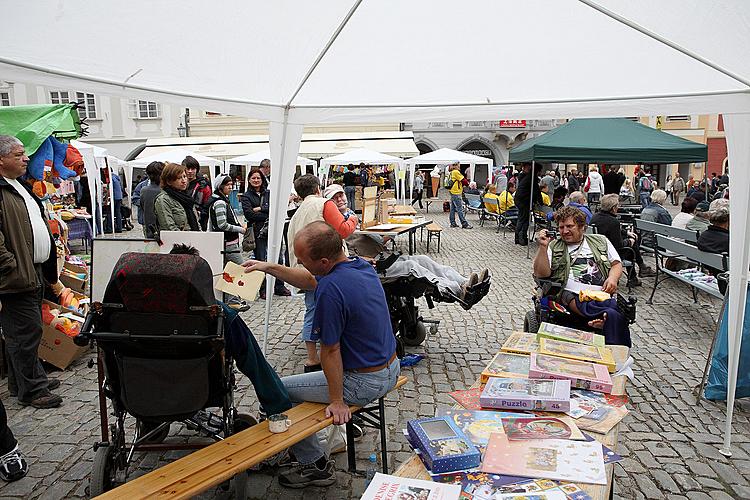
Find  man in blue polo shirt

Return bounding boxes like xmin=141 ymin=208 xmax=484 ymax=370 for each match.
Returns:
xmin=243 ymin=221 xmax=399 ymax=489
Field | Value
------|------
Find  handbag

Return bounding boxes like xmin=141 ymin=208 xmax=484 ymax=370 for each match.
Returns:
xmin=583 ymin=177 xmax=591 ymax=192
xmin=242 ymin=226 xmax=256 ymax=252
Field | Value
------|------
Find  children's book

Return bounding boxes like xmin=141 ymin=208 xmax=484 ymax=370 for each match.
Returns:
xmin=361 ymin=473 xmax=462 ymax=500
xmin=501 ymin=332 xmax=540 ymax=355
xmin=537 ymin=322 xmax=605 ymax=347
xmin=433 ymin=473 xmax=593 ymax=500
xmin=481 ymin=433 xmax=607 ymax=485
xmin=480 ymin=351 xmax=531 ymax=384
xmin=480 ymin=378 xmax=570 ymax=412
xmin=529 ymin=354 xmax=613 ymax=394
xmin=537 ymin=339 xmax=616 ymax=372
xmin=436 ymin=409 xmax=527 ymax=446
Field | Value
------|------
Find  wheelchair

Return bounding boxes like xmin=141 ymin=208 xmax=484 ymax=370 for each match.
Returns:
xmin=523 ymin=278 xmax=637 ymax=334
xmin=74 ymin=252 xmax=256 ymax=496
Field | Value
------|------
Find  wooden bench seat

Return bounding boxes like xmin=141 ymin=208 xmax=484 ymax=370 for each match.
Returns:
xmin=97 ymin=375 xmax=408 ymax=500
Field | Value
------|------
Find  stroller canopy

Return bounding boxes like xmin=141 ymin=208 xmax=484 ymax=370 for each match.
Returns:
xmin=103 ymin=253 xmax=215 ymax=314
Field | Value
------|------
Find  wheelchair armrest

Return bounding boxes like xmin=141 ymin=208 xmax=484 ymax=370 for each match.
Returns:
xmin=534 ymin=277 xmax=564 ymax=297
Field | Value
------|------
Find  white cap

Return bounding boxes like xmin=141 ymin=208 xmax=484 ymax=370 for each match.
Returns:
xmin=324 ymin=184 xmax=344 ymax=199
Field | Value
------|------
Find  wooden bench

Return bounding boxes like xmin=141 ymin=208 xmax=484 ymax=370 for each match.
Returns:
xmin=96 ymin=375 xmax=408 ymax=500
xmin=651 ymin=235 xmax=727 ymax=302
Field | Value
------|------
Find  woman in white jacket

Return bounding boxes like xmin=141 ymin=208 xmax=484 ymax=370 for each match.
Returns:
xmin=585 ymin=165 xmax=605 ymax=205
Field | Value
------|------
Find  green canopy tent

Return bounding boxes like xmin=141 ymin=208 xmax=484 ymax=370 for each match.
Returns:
xmin=0 ymin=103 xmax=83 ymax=155
xmin=509 ymin=118 xmax=707 ymax=164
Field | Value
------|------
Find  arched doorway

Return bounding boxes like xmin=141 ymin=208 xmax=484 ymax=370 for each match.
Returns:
xmin=457 ymin=138 xmax=497 ymax=186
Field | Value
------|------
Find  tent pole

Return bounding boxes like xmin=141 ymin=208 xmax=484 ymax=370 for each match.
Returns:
xmin=527 ymin=160 xmax=535 ymax=259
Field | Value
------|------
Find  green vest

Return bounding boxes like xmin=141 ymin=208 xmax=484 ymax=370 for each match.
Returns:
xmin=549 ymin=234 xmax=612 ymax=293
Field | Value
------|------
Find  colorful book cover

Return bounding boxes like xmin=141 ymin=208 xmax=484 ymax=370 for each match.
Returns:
xmin=501 ymin=332 xmax=540 ymax=355
xmin=436 ymin=409 xmax=527 ymax=446
xmin=495 ymin=478 xmax=593 ymax=500
xmin=537 ymin=339 xmax=616 ymax=372
xmin=361 ymin=472 xmax=462 ymax=500
xmin=481 ymin=433 xmax=607 ymax=485
xmin=480 ymin=351 xmax=531 ymax=384
xmin=479 ymin=378 xmax=570 ymax=412
xmin=434 ymin=472 xmax=593 ymax=500
xmin=529 ymin=354 xmax=613 ymax=394
xmin=537 ymin=322 xmax=605 ymax=347
xmin=449 ymin=388 xmax=484 ymax=410
xmin=501 ymin=416 xmax=573 ymax=440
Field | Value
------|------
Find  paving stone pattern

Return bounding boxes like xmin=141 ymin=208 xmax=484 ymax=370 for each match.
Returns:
xmin=2 ymin=202 xmax=749 ymax=499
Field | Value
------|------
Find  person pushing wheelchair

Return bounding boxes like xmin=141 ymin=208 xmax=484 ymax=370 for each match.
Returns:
xmin=532 ymin=206 xmax=631 ymax=347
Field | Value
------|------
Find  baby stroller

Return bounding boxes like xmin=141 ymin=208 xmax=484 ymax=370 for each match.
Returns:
xmin=74 ymin=252 xmax=255 ymax=496
xmin=523 ymin=277 xmax=637 ymax=334
xmin=375 ymin=253 xmax=491 ymax=357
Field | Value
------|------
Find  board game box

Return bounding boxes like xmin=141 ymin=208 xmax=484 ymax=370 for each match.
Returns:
xmin=406 ymin=416 xmax=481 ymax=474
xmin=537 ymin=322 xmax=605 ymax=347
xmin=480 ymin=351 xmax=530 ymax=383
xmin=479 ymin=377 xmax=570 ymax=412
xmin=529 ymin=353 xmax=613 ymax=393
xmin=538 ymin=338 xmax=616 ymax=372
xmin=500 ymin=332 xmax=540 ymax=355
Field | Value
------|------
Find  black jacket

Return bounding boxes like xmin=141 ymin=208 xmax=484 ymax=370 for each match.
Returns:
xmin=241 ymin=189 xmax=270 ymax=238
xmin=590 ymin=211 xmax=625 ymax=250
xmin=697 ymin=225 xmax=729 ymax=255
xmin=603 ymin=171 xmax=626 ymax=195
xmin=515 ymin=172 xmax=541 ymax=207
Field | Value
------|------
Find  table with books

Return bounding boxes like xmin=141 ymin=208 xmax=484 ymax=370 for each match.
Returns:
xmin=388 ymin=324 xmax=631 ymax=500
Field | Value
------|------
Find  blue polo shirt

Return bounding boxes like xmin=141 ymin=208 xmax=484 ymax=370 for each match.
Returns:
xmin=312 ymin=257 xmax=395 ymax=370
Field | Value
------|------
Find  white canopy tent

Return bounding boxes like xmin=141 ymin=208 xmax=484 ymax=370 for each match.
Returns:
xmin=129 ymin=147 xmax=223 ymax=186
xmin=319 ymin=148 xmax=406 ymax=200
xmin=3 ymin=0 xmax=749 ymax=453
xmin=405 ymin=148 xmax=494 ymax=199
xmin=227 ymin=149 xmax=315 ymax=169
xmin=70 ymin=140 xmax=122 ymax=235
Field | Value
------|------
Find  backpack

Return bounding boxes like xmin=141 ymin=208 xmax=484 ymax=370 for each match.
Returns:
xmin=444 ymin=173 xmax=454 ymax=189
xmin=640 ymin=176 xmax=653 ymax=192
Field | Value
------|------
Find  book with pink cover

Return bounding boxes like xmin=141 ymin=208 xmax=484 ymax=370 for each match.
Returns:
xmin=529 ymin=354 xmax=613 ymax=394
xmin=479 ymin=377 xmax=570 ymax=412
xmin=481 ymin=433 xmax=607 ymax=485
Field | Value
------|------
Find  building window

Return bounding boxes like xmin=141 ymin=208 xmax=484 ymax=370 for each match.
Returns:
xmin=50 ymin=91 xmax=70 ymax=104
xmin=0 ymin=92 xmax=10 ymax=106
xmin=76 ymin=92 xmax=97 ymax=119
xmin=128 ymin=99 xmax=160 ymax=119
xmin=666 ymin=115 xmax=690 ymax=122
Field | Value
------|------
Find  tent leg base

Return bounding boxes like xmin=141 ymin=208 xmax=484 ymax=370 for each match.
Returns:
xmin=719 ymin=448 xmax=732 ymax=457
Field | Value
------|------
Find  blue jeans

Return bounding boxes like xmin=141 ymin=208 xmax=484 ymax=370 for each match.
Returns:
xmin=302 ymin=290 xmax=316 ymax=341
xmin=344 ymin=186 xmax=356 ymax=211
xmin=639 ymin=192 xmax=650 ymax=208
xmin=281 ymin=358 xmax=401 ymax=464
xmin=449 ymin=193 xmax=467 ymax=226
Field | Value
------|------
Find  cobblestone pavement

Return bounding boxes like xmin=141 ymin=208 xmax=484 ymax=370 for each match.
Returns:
xmin=2 ymin=201 xmax=749 ymax=500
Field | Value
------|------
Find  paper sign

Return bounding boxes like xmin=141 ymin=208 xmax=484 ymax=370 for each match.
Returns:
xmin=214 ymin=262 xmax=265 ymax=302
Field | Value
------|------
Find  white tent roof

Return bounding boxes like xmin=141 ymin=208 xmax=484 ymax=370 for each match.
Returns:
xmin=406 ymin=148 xmax=493 ymax=166
xmin=129 ymin=147 xmax=223 ymax=168
xmin=4 ymin=0 xmax=749 ymax=453
xmin=226 ymin=149 xmax=315 ymax=167
xmin=319 ymin=148 xmax=404 ymax=168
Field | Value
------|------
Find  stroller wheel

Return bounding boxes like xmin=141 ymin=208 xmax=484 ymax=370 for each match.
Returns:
xmin=403 ymin=320 xmax=427 ymax=347
xmin=233 ymin=413 xmax=258 ymax=434
xmin=90 ymin=444 xmax=117 ymax=496
xmin=524 ymin=310 xmax=540 ymax=333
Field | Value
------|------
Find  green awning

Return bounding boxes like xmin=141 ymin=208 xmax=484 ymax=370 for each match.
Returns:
xmin=509 ymin=118 xmax=708 ymax=164
xmin=0 ymin=104 xmax=83 ymax=156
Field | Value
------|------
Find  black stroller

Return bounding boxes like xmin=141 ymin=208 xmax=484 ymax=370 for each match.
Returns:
xmin=75 ymin=252 xmax=255 ymax=495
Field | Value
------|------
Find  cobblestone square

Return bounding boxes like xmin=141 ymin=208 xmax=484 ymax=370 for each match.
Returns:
xmin=2 ymin=206 xmax=748 ymax=500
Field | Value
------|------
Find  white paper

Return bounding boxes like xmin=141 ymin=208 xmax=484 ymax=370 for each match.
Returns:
xmin=361 ymin=473 xmax=461 ymax=500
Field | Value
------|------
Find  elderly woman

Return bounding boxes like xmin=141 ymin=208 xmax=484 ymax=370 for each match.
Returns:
xmin=639 ymin=189 xmax=672 ymax=249
xmin=153 ymin=162 xmax=199 ymax=232
xmin=672 ymin=197 xmax=698 ymax=230
xmin=697 ymin=201 xmax=730 ymax=254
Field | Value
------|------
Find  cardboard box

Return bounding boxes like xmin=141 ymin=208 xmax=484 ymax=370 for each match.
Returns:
xmin=39 ymin=300 xmax=89 ymax=370
xmin=64 ymin=261 xmax=89 ymax=277
xmin=60 ymin=261 xmax=89 ymax=293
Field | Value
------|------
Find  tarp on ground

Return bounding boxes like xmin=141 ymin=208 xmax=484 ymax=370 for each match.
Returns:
xmin=0 ymin=104 xmax=82 ymax=155
xmin=508 ymin=118 xmax=708 ymax=164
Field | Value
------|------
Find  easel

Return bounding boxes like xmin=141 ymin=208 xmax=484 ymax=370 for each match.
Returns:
xmin=360 ymin=186 xmax=379 ymax=229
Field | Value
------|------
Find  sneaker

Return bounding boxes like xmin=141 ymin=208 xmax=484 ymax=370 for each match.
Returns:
xmin=639 ymin=266 xmax=657 ymax=278
xmin=278 ymin=459 xmax=336 ymax=489
xmin=478 ymin=268 xmax=490 ymax=283
xmin=450 ymin=224 xmax=459 ymax=228
xmin=9 ymin=379 xmax=60 ymax=398
xmin=303 ymin=363 xmax=322 ymax=373
xmin=462 ymin=223 xmax=473 ymax=229
xmin=19 ymin=393 xmax=62 ymax=409
xmin=0 ymin=446 xmax=28 ymax=482
xmin=251 ymin=449 xmax=291 ymax=471
xmin=274 ymin=287 xmax=292 ymax=297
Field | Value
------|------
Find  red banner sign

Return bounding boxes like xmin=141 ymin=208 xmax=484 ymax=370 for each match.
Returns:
xmin=499 ymin=120 xmax=527 ymax=128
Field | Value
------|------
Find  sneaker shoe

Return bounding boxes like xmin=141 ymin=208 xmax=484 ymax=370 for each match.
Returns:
xmin=19 ymin=393 xmax=62 ymax=409
xmin=462 ymin=223 xmax=473 ymax=229
xmin=251 ymin=448 xmax=291 ymax=471
xmin=0 ymin=446 xmax=28 ymax=482
xmin=9 ymin=379 xmax=60 ymax=398
xmin=278 ymin=459 xmax=336 ymax=489
xmin=450 ymin=224 xmax=459 ymax=228
xmin=303 ymin=363 xmax=322 ymax=373
xmin=274 ymin=287 xmax=292 ymax=297
xmin=639 ymin=266 xmax=657 ymax=278
xmin=478 ymin=268 xmax=490 ymax=283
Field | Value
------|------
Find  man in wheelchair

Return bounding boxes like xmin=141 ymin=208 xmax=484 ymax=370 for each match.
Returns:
xmin=532 ymin=206 xmax=632 ymax=347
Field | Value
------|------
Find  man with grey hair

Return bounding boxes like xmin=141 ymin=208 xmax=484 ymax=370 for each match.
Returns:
xmin=259 ymin=158 xmax=271 ymax=181
xmin=697 ymin=201 xmax=730 ymax=254
xmin=640 ymin=189 xmax=672 ymax=249
xmin=567 ymin=191 xmax=593 ymax=223
xmin=0 ymin=136 xmax=62 ymax=409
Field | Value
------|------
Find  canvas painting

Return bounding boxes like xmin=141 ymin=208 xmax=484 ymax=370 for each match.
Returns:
xmin=501 ymin=332 xmax=540 ymax=355
xmin=482 ymin=434 xmax=607 ymax=485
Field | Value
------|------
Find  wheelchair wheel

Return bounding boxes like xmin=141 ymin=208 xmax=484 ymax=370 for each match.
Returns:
xmin=524 ymin=310 xmax=540 ymax=333
xmin=90 ymin=444 xmax=117 ymax=496
xmin=403 ymin=320 xmax=427 ymax=346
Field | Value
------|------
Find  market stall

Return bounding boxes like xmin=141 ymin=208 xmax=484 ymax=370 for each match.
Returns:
xmin=405 ymin=148 xmax=494 ymax=200
xmin=319 ymin=148 xmax=406 ymax=201
xmin=129 ymin=147 xmax=223 ymax=187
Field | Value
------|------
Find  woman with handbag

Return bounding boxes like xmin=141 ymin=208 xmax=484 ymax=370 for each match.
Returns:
xmin=241 ymin=168 xmax=291 ymax=297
